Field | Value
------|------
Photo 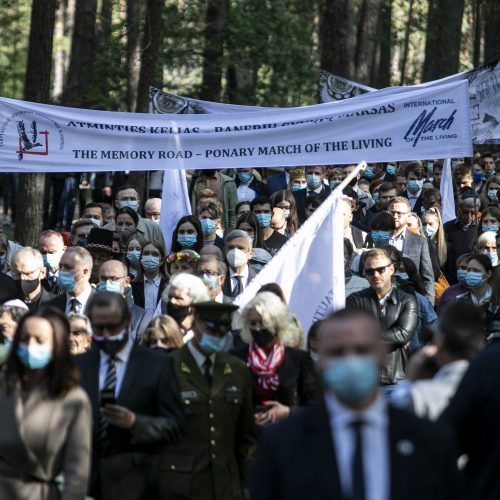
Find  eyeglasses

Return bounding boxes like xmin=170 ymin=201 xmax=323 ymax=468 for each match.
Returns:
xmin=99 ymin=276 xmax=127 ymax=284
xmin=390 ymin=210 xmax=408 ymax=217
xmin=364 ymin=264 xmax=391 ymax=276
xmin=11 ymin=267 xmax=42 ymax=280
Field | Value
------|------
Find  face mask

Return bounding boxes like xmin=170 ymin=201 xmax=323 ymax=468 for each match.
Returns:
xmin=310 ymin=351 xmax=320 ymax=363
xmin=167 ymin=302 xmax=191 ymax=323
xmin=456 ymin=268 xmax=467 ymax=284
xmin=283 ymin=209 xmax=290 ymax=219
xmin=473 ymin=172 xmax=484 ymax=184
xmin=485 ymin=251 xmax=499 ymax=265
xmin=484 ymin=170 xmax=495 ymax=179
xmin=93 ymin=330 xmax=127 ymax=356
xmin=307 ymin=174 xmax=322 ymax=190
xmin=250 ymin=328 xmax=274 ymax=348
xmin=200 ymin=218 xmax=216 ymax=236
xmin=118 ymin=228 xmax=136 ymax=240
xmin=199 ymin=332 xmax=227 ymax=355
xmin=127 ymin=250 xmax=141 ymax=265
xmin=226 ymin=248 xmax=248 ymax=268
xmin=396 ymin=272 xmax=409 ymax=281
xmin=17 ymin=343 xmax=52 ymax=370
xmin=372 ymin=192 xmax=379 ymax=204
xmin=97 ymin=280 xmax=123 ymax=294
xmin=291 ymin=183 xmax=306 ymax=192
xmin=386 ymin=165 xmax=396 ymax=176
xmin=487 ymin=189 xmax=498 ymax=201
xmin=141 ymin=255 xmax=161 ymax=273
xmin=58 ymin=270 xmax=77 ymax=293
xmin=464 ymin=271 xmax=486 ymax=288
xmin=43 ymin=253 xmax=60 ymax=272
xmin=0 ymin=343 xmax=11 ymax=365
xmin=322 ymin=356 xmax=379 ymax=404
xmin=371 ymin=230 xmax=391 ymax=247
xmin=423 ymin=224 xmax=437 ymax=238
xmin=177 ymin=234 xmax=197 ymax=248
xmin=238 ymin=172 xmax=252 ymax=184
xmin=256 ymin=213 xmax=272 ymax=228
xmin=364 ymin=166 xmax=374 ymax=179
xmin=329 ymin=180 xmax=340 ymax=191
xmin=153 ymin=218 xmax=161 ymax=224
xmin=250 ymin=263 xmax=264 ymax=273
xmin=16 ymin=278 xmax=40 ymax=297
xmin=482 ymin=225 xmax=499 ymax=234
xmin=407 ymin=179 xmax=423 ymax=194
xmin=89 ymin=217 xmax=102 ymax=228
xmin=75 ymin=238 xmax=88 ymax=248
xmin=427 ymin=163 xmax=434 ymax=174
xmin=202 ymin=273 xmax=218 ymax=291
xmin=119 ymin=200 xmax=139 ymax=212
xmin=0 ymin=255 xmax=5 ymax=267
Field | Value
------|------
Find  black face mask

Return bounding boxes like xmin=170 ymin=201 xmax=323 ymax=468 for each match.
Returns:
xmin=167 ymin=302 xmax=191 ymax=324
xmin=93 ymin=330 xmax=128 ymax=356
xmin=16 ymin=278 xmax=40 ymax=297
xmin=250 ymin=328 xmax=275 ymax=348
xmin=75 ymin=238 xmax=88 ymax=247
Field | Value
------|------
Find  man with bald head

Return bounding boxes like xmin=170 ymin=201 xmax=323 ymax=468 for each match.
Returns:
xmin=97 ymin=259 xmax=151 ymax=342
xmin=251 ymin=308 xmax=462 ymax=500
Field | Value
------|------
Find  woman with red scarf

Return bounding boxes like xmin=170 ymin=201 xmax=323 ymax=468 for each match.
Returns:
xmin=231 ymin=292 xmax=317 ymax=426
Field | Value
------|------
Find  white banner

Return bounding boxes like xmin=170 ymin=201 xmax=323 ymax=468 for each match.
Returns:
xmin=234 ymin=189 xmax=346 ymax=333
xmin=0 ymin=80 xmax=471 ymax=172
xmin=440 ymin=158 xmax=456 ymax=224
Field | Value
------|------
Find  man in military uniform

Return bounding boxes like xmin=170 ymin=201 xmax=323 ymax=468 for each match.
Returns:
xmin=160 ymin=301 xmax=256 ymax=500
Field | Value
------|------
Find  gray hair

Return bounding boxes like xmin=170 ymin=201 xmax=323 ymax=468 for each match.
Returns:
xmin=67 ymin=313 xmax=92 ymax=336
xmin=64 ymin=246 xmax=93 ymax=273
xmin=162 ymin=272 xmax=210 ymax=304
xmin=224 ymin=229 xmax=251 ymax=249
xmin=196 ymin=254 xmax=227 ymax=278
xmin=12 ymin=247 xmax=43 ymax=268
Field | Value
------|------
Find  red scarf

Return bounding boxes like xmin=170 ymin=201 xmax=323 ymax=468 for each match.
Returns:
xmin=248 ymin=342 xmax=285 ymax=401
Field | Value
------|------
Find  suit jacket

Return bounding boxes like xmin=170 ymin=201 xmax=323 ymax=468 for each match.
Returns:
xmin=231 ymin=346 xmax=318 ymax=409
xmin=402 ymin=231 xmax=435 ymax=305
xmin=159 ymin=345 xmax=256 ymax=500
xmin=222 ymin=266 xmax=257 ymax=299
xmin=23 ymin=287 xmax=56 ymax=312
xmin=0 ymin=273 xmax=18 ymax=303
xmin=131 ymin=278 xmax=167 ymax=309
xmin=75 ymin=344 xmax=184 ymax=500
xmin=346 ymin=287 xmax=418 ymax=384
xmin=251 ymin=401 xmax=462 ymax=500
xmin=235 ymin=177 xmax=271 ymax=198
xmin=0 ymin=378 xmax=91 ymax=500
xmin=266 ymin=172 xmax=288 ymax=194
xmin=293 ymin=186 xmax=331 ymax=224
xmin=43 ymin=287 xmax=96 ymax=315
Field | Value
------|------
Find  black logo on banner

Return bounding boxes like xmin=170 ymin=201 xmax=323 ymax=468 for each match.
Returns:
xmin=404 ymin=107 xmax=457 ymax=147
xmin=17 ymin=120 xmax=48 ymax=160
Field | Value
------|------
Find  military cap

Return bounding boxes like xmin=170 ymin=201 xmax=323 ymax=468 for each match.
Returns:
xmin=193 ymin=301 xmax=238 ymax=334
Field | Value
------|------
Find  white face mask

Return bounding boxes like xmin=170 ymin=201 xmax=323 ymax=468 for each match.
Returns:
xmin=226 ymin=248 xmax=248 ymax=268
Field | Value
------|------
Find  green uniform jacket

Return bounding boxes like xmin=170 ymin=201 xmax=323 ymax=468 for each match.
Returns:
xmin=160 ymin=345 xmax=257 ymax=500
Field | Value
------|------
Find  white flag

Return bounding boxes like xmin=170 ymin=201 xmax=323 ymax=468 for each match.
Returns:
xmin=159 ymin=169 xmax=192 ymax=252
xmin=440 ymin=158 xmax=456 ymax=223
xmin=234 ymin=190 xmax=346 ymax=334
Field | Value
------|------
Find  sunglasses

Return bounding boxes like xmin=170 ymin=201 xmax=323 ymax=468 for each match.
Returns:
xmin=364 ymin=264 xmax=391 ymax=276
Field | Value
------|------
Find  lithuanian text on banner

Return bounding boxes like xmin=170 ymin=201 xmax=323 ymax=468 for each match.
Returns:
xmin=0 ymin=80 xmax=471 ymax=172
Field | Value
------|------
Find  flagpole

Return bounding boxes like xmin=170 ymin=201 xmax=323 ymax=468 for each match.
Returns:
xmin=334 ymin=160 xmax=367 ymax=193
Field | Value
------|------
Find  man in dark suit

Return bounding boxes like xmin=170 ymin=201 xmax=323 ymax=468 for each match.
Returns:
xmin=0 ymin=272 xmax=18 ymax=303
xmin=44 ymin=246 xmax=96 ymax=315
xmin=293 ymin=165 xmax=331 ymax=224
xmin=251 ymin=308 xmax=462 ymax=500
xmin=75 ymin=291 xmax=184 ymax=500
xmin=234 ymin=168 xmax=271 ymax=200
xmin=402 ymin=163 xmax=426 ymax=213
xmin=38 ymin=229 xmax=66 ymax=294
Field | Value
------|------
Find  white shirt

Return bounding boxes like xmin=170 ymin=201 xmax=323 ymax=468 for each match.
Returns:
xmin=389 ymin=228 xmax=406 ymax=252
xmin=214 ymin=291 xmax=224 ymax=304
xmin=406 ymin=190 xmax=422 ymax=210
xmin=183 ymin=329 xmax=195 ymax=344
xmin=144 ymin=274 xmax=161 ymax=311
xmin=237 ymin=181 xmax=257 ymax=202
xmin=229 ymin=266 xmax=249 ymax=294
xmin=98 ymin=338 xmax=134 ymax=397
xmin=325 ymin=393 xmax=389 ymax=500
xmin=187 ymin=340 xmax=215 ymax=376
xmin=65 ymin=285 xmax=93 ymax=315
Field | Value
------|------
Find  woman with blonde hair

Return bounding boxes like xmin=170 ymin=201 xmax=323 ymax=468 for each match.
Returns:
xmin=231 ymin=292 xmax=317 ymax=427
xmin=141 ymin=315 xmax=184 ymax=352
xmin=422 ymin=209 xmax=447 ymax=270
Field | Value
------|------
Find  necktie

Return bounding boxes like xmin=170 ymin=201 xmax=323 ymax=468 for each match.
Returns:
xmin=203 ymin=357 xmax=212 ymax=386
xmin=98 ymin=357 xmax=117 ymax=444
xmin=48 ymin=275 xmax=58 ymax=291
xmin=232 ymin=275 xmax=243 ymax=297
xmin=70 ymin=298 xmax=79 ymax=313
xmin=351 ymin=420 xmax=366 ymax=500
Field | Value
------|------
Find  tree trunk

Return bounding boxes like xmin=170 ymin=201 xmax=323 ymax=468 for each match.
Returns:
xmin=375 ymin=0 xmax=392 ymax=87
xmin=399 ymin=0 xmax=414 ymax=85
xmin=62 ymin=0 xmax=98 ymax=107
xmin=126 ymin=0 xmax=142 ymax=112
xmin=483 ymin=0 xmax=500 ymax=64
xmin=136 ymin=0 xmax=164 ymax=113
xmin=354 ymin=0 xmax=384 ymax=84
xmin=422 ymin=0 xmax=465 ymax=81
xmin=200 ymin=0 xmax=229 ymax=101
xmin=15 ymin=0 xmax=57 ymax=246
xmin=319 ymin=0 xmax=354 ymax=78
xmin=473 ymin=0 xmax=482 ymax=68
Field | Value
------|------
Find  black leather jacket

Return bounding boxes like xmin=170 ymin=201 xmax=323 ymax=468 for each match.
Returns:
xmin=346 ymin=286 xmax=418 ymax=384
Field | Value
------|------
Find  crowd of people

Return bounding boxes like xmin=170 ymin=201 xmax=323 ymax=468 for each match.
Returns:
xmin=0 ymin=153 xmax=499 ymax=499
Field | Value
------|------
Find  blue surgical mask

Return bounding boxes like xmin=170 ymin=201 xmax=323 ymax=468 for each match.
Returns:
xmin=423 ymin=224 xmax=437 ymax=238
xmin=43 ymin=253 xmax=60 ymax=272
xmin=58 ymin=270 xmax=77 ymax=293
xmin=386 ymin=165 xmax=396 ymax=176
xmin=485 ymin=251 xmax=499 ymax=265
xmin=465 ymin=271 xmax=486 ymax=288
xmin=407 ymin=179 xmax=423 ymax=194
xmin=89 ymin=217 xmax=102 ymax=228
xmin=473 ymin=172 xmax=484 ymax=184
xmin=487 ymin=189 xmax=498 ymax=201
xmin=119 ymin=200 xmax=139 ymax=212
xmin=97 ymin=281 xmax=123 ymax=294
xmin=238 ymin=172 xmax=252 ymax=184
xmin=329 ymin=180 xmax=341 ymax=191
xmin=141 ymin=255 xmax=161 ymax=273
xmin=396 ymin=272 xmax=409 ymax=281
xmin=256 ymin=213 xmax=272 ymax=228
xmin=371 ymin=230 xmax=391 ymax=247
xmin=372 ymin=192 xmax=379 ymax=204
xmin=17 ymin=343 xmax=52 ymax=370
xmin=482 ymin=225 xmax=499 ymax=234
xmin=484 ymin=170 xmax=496 ymax=179
xmin=291 ymin=183 xmax=306 ymax=192
xmin=200 ymin=218 xmax=216 ymax=236
xmin=364 ymin=166 xmax=374 ymax=179
xmin=202 ymin=273 xmax=218 ymax=291
xmin=127 ymin=250 xmax=141 ymax=265
xmin=322 ymin=356 xmax=379 ymax=404
xmin=456 ymin=269 xmax=468 ymax=284
xmin=199 ymin=332 xmax=227 ymax=354
xmin=177 ymin=234 xmax=197 ymax=248
xmin=307 ymin=174 xmax=322 ymax=190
